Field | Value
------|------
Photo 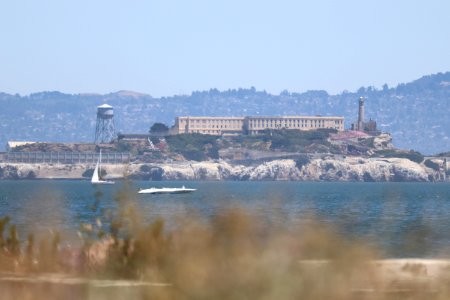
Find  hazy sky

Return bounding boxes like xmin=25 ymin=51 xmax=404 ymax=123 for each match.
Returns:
xmin=1 ymin=0 xmax=449 ymax=96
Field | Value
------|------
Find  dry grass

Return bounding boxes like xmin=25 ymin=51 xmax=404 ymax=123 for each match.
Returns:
xmin=0 ymin=184 xmax=449 ymax=300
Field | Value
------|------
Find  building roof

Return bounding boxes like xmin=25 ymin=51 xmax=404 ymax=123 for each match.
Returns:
xmin=97 ymin=104 xmax=113 ymax=108
xmin=247 ymin=116 xmax=344 ymax=120
xmin=177 ymin=116 xmax=245 ymax=120
xmin=176 ymin=115 xmax=344 ymax=120
xmin=117 ymin=133 xmax=152 ymax=140
xmin=6 ymin=141 xmax=37 ymax=150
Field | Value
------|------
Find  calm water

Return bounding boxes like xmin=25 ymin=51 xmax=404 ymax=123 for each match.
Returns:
xmin=0 ymin=180 xmax=449 ymax=257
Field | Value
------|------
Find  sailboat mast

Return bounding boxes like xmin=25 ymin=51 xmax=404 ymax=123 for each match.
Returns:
xmin=99 ymin=150 xmax=102 ymax=178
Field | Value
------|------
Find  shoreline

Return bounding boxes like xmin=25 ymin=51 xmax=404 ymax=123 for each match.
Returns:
xmin=1 ymin=178 xmax=450 ymax=183
xmin=1 ymin=156 xmax=448 ymax=182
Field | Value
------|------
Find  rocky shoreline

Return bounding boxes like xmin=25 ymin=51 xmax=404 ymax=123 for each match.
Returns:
xmin=0 ymin=156 xmax=448 ymax=182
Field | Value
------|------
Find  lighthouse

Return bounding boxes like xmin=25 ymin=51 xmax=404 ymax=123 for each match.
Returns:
xmin=357 ymin=97 xmax=365 ymax=131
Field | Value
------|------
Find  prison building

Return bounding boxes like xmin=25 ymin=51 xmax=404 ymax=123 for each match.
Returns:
xmin=244 ymin=116 xmax=344 ymax=135
xmin=171 ymin=116 xmax=344 ymax=136
xmin=171 ymin=117 xmax=246 ymax=135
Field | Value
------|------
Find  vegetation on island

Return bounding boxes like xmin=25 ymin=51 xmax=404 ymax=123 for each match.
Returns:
xmin=162 ymin=129 xmax=342 ymax=161
xmin=228 ymin=128 xmax=338 ymax=152
xmin=165 ymin=133 xmax=220 ymax=161
xmin=424 ymin=159 xmax=440 ymax=171
xmin=149 ymin=122 xmax=169 ymax=133
xmin=436 ymin=151 xmax=450 ymax=157
xmin=372 ymin=149 xmax=424 ymax=164
xmin=294 ymin=154 xmax=311 ymax=169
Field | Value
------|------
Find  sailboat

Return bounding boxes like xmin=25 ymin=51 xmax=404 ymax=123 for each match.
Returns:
xmin=91 ymin=150 xmax=115 ymax=185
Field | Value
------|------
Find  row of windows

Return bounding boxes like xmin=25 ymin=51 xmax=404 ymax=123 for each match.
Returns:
xmin=187 ymin=124 xmax=241 ymax=129
xmin=186 ymin=124 xmax=345 ymax=130
xmin=187 ymin=130 xmax=221 ymax=134
xmin=185 ymin=125 xmax=344 ymax=135
xmin=189 ymin=125 xmax=342 ymax=133
xmin=179 ymin=118 xmax=343 ymax=126
xmin=180 ymin=119 xmax=243 ymax=125
xmin=248 ymin=122 xmax=342 ymax=128
xmin=248 ymin=119 xmax=343 ymax=125
xmin=248 ymin=127 xmax=341 ymax=134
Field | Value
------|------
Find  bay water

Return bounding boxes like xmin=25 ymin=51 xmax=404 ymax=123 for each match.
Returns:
xmin=0 ymin=180 xmax=449 ymax=257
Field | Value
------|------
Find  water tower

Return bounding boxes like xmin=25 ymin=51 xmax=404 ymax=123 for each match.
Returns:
xmin=94 ymin=104 xmax=116 ymax=143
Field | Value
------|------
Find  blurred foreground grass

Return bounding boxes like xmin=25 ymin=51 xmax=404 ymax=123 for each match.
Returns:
xmin=0 ymin=183 xmax=449 ymax=300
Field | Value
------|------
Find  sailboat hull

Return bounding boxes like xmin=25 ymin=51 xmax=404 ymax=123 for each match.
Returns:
xmin=92 ymin=180 xmax=115 ymax=185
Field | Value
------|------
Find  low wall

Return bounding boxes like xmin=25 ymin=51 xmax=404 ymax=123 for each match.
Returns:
xmin=3 ymin=152 xmax=131 ymax=165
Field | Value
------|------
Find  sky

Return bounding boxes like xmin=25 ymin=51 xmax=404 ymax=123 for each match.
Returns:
xmin=0 ymin=0 xmax=449 ymax=97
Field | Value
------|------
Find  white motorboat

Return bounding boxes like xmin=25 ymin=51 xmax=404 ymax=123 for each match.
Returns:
xmin=138 ymin=185 xmax=196 ymax=194
xmin=91 ymin=150 xmax=115 ymax=185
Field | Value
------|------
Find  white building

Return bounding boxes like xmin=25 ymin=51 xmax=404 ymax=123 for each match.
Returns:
xmin=171 ymin=116 xmax=344 ymax=135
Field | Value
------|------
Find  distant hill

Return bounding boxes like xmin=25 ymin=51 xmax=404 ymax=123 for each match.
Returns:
xmin=0 ymin=72 xmax=449 ymax=154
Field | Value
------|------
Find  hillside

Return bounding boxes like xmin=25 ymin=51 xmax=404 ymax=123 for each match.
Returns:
xmin=0 ymin=72 xmax=449 ymax=154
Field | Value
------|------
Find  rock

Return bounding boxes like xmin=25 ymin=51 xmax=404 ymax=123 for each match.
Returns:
xmin=373 ymin=133 xmax=395 ymax=150
xmin=145 ymin=157 xmax=435 ymax=182
xmin=238 ymin=160 xmax=300 ymax=181
xmin=0 ymin=155 xmax=446 ymax=182
xmin=0 ymin=165 xmax=20 ymax=179
xmin=302 ymin=157 xmax=429 ymax=182
xmin=159 ymin=161 xmax=238 ymax=180
xmin=390 ymin=158 xmax=430 ymax=181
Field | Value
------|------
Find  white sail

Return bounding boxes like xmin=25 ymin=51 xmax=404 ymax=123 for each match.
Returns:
xmin=91 ymin=161 xmax=100 ymax=183
xmin=91 ymin=150 xmax=114 ymax=185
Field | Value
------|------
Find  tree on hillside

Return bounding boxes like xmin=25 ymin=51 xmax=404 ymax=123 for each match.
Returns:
xmin=150 ymin=123 xmax=169 ymax=133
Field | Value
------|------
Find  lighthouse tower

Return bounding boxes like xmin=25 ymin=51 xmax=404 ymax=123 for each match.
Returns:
xmin=357 ymin=97 xmax=365 ymax=131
